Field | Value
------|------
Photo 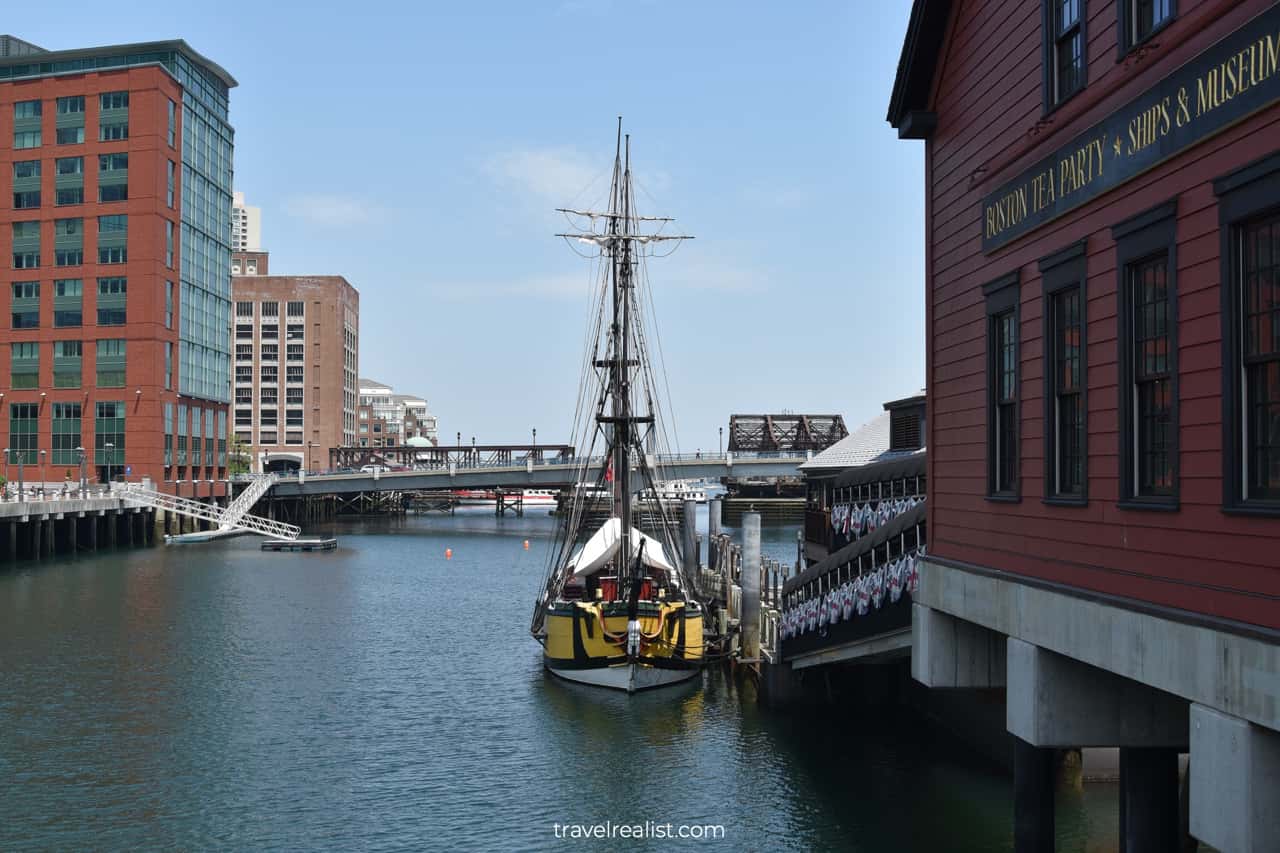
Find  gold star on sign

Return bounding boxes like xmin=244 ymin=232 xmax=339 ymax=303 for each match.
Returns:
xmin=1113 ymin=136 xmax=1123 ymax=157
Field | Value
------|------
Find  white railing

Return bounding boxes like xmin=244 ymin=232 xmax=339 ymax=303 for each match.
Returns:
xmin=221 ymin=473 xmax=278 ymax=530
xmin=120 ymin=484 xmax=300 ymax=540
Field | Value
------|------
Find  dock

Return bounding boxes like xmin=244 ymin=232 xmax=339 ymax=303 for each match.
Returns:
xmin=261 ymin=538 xmax=337 ymax=552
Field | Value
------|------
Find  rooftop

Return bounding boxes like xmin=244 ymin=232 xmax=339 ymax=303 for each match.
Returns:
xmin=799 ymin=389 xmax=927 ymax=473
xmin=0 ymin=37 xmax=237 ymax=89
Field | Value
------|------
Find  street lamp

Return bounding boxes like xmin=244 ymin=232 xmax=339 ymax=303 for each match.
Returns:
xmin=532 ymin=427 xmax=536 ymax=446
xmin=2 ymin=448 xmax=8 ymax=498
xmin=17 ymin=449 xmax=24 ymax=502
xmin=719 ymin=426 xmax=723 ymax=455
xmin=104 ymin=442 xmax=114 ymax=486
xmin=76 ymin=446 xmax=86 ymax=493
xmin=307 ymin=440 xmax=314 ymax=473
xmin=39 ymin=448 xmax=46 ymax=495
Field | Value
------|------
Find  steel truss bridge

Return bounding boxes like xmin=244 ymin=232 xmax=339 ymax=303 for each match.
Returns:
xmin=728 ymin=415 xmax=848 ymax=453
xmin=268 ymin=452 xmax=810 ymax=498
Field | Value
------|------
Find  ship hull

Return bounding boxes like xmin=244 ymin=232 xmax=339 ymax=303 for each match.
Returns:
xmin=545 ymin=658 xmax=702 ymax=692
xmin=541 ymin=600 xmax=704 ymax=694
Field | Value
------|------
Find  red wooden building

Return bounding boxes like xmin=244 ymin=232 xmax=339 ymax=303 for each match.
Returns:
xmin=890 ymin=1 xmax=1280 ymax=850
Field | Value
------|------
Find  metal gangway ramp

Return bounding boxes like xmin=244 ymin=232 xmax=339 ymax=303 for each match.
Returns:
xmin=121 ymin=482 xmax=301 ymax=541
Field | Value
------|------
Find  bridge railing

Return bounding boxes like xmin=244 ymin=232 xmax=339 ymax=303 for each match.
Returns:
xmin=290 ymin=450 xmax=810 ymax=481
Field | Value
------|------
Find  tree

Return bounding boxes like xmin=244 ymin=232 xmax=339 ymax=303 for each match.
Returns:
xmin=228 ymin=435 xmax=251 ymax=475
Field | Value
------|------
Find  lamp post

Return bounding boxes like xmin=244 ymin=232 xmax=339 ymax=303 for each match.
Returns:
xmin=76 ymin=446 xmax=86 ymax=493
xmin=532 ymin=427 xmax=537 ymax=462
xmin=104 ymin=442 xmax=114 ymax=486
xmin=17 ymin=449 xmax=24 ymax=502
xmin=39 ymin=448 xmax=46 ymax=495
xmin=719 ymin=426 xmax=723 ymax=455
xmin=307 ymin=440 xmax=314 ymax=474
xmin=3 ymin=448 xmax=8 ymax=499
xmin=471 ymin=436 xmax=476 ymax=466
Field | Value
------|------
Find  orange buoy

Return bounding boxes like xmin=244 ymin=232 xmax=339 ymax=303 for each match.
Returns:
xmin=445 ymin=548 xmax=453 ymax=560
xmin=523 ymin=539 xmax=530 ymax=550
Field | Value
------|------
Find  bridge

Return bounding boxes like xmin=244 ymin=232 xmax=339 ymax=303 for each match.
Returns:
xmin=267 ymin=452 xmax=810 ymax=498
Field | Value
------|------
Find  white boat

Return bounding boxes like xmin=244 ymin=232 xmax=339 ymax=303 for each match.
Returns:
xmin=638 ymin=479 xmax=708 ymax=504
xmin=451 ymin=488 xmax=560 ymax=507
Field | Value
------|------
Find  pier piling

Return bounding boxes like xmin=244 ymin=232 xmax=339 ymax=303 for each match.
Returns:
xmin=707 ymin=498 xmax=722 ymax=568
xmin=681 ymin=499 xmax=697 ymax=580
xmin=741 ymin=511 xmax=761 ymax=660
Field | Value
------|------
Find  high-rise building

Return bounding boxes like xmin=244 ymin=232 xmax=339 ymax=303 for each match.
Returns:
xmin=0 ymin=37 xmax=236 ymax=493
xmin=231 ymin=276 xmax=358 ymax=472
xmin=231 ymin=190 xmax=260 ymax=253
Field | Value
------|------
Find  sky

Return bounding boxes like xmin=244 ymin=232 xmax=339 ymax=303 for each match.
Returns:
xmin=25 ymin=0 xmax=925 ymax=451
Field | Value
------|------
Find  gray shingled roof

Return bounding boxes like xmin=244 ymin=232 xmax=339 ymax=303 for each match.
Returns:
xmin=798 ymin=410 xmax=924 ymax=473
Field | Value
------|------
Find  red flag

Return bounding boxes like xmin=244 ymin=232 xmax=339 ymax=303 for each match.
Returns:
xmin=605 ymin=460 xmax=614 ymax=483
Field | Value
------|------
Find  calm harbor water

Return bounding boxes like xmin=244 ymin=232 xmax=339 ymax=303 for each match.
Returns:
xmin=0 ymin=509 xmax=1120 ymax=852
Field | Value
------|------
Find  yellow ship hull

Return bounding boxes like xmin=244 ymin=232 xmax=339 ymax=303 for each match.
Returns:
xmin=543 ymin=600 xmax=704 ymax=693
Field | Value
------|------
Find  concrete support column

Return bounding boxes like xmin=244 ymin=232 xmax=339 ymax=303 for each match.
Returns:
xmin=912 ymin=603 xmax=1007 ymax=688
xmin=31 ymin=518 xmax=41 ymax=559
xmin=1190 ymin=703 xmax=1280 ymax=852
xmin=107 ymin=512 xmax=117 ymax=548
xmin=740 ymin=512 xmax=761 ymax=660
xmin=1013 ymin=737 xmax=1055 ymax=853
xmin=68 ymin=515 xmax=77 ymax=554
xmin=122 ymin=513 xmax=133 ymax=546
xmin=681 ymin=499 xmax=697 ymax=578
xmin=1119 ymin=747 xmax=1179 ymax=853
xmin=6 ymin=521 xmax=15 ymax=561
xmin=87 ymin=514 xmax=98 ymax=551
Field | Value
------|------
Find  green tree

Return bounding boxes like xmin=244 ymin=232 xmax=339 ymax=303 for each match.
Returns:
xmin=228 ymin=435 xmax=251 ymax=475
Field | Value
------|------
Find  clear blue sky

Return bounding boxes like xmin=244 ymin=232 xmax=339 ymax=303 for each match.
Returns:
xmin=27 ymin=0 xmax=924 ymax=450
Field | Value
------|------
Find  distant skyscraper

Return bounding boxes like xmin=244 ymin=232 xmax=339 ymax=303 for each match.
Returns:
xmin=231 ymin=191 xmax=261 ymax=253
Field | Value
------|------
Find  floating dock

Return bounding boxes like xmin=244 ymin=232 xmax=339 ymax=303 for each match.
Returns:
xmin=261 ymin=538 xmax=337 ymax=552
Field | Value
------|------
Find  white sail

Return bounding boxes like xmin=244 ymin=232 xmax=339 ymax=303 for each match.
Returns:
xmin=568 ymin=517 xmax=676 ymax=579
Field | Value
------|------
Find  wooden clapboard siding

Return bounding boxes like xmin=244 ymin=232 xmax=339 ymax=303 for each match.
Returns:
xmin=923 ymin=0 xmax=1280 ymax=629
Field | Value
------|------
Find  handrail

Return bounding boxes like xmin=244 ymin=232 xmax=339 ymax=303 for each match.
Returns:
xmin=121 ymin=484 xmax=300 ymax=540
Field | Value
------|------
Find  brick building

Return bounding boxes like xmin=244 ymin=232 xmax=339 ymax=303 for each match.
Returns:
xmin=0 ymin=38 xmax=235 ymax=494
xmin=231 ymin=272 xmax=358 ymax=472
xmin=889 ymin=1 xmax=1280 ymax=849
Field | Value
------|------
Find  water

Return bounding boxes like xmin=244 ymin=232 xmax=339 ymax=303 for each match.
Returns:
xmin=0 ymin=510 xmax=1119 ymax=852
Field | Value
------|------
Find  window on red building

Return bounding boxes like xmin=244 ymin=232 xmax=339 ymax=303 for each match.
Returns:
xmin=985 ymin=272 xmax=1021 ymax=500
xmin=1041 ymin=243 xmax=1088 ymax=503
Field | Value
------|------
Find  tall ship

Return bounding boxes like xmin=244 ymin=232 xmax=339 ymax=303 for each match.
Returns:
xmin=530 ymin=121 xmax=704 ymax=693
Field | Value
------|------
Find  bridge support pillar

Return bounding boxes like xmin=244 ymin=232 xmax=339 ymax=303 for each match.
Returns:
xmin=7 ymin=521 xmax=15 ymax=561
xmin=741 ymin=512 xmax=761 ymax=661
xmin=87 ymin=514 xmax=98 ymax=551
xmin=68 ymin=513 xmax=77 ymax=553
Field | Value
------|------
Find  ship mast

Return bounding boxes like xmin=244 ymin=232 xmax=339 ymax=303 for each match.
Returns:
xmin=551 ymin=117 xmax=691 ymax=603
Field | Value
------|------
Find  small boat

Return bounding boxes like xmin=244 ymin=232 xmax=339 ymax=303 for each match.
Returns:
xmin=639 ymin=479 xmax=708 ymax=505
xmin=531 ymin=120 xmax=704 ymax=693
xmin=451 ymin=488 xmax=560 ymax=507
